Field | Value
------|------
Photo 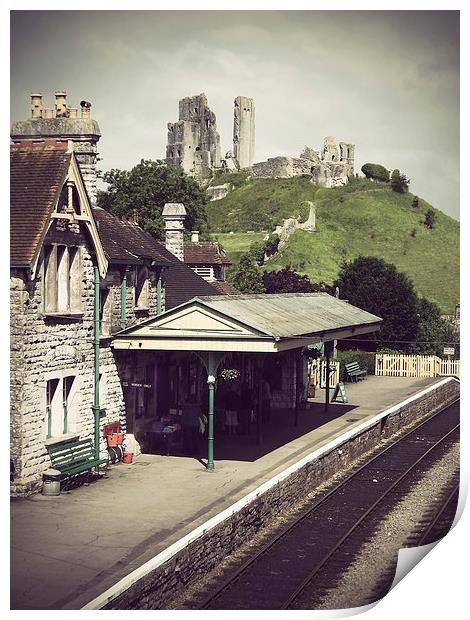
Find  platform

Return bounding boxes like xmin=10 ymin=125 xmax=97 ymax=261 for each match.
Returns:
xmin=11 ymin=376 xmax=439 ymax=610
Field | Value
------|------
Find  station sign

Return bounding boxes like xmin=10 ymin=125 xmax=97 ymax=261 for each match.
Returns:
xmin=443 ymin=347 xmax=455 ymax=356
xmin=122 ymin=381 xmax=152 ymax=389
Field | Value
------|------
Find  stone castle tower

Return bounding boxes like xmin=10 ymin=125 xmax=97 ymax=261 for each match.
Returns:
xmin=10 ymin=92 xmax=101 ymax=204
xmin=233 ymin=96 xmax=255 ymax=169
xmin=166 ymin=93 xmax=221 ymax=181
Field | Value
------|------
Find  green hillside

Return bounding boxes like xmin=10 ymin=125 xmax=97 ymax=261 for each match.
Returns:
xmin=209 ymin=178 xmax=459 ymax=314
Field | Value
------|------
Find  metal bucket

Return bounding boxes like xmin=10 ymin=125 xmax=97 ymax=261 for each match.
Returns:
xmin=42 ymin=478 xmax=61 ymax=496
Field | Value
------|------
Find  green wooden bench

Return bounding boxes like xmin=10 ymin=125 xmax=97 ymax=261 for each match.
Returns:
xmin=47 ymin=438 xmax=108 ymax=480
xmin=345 ymin=361 xmax=367 ymax=382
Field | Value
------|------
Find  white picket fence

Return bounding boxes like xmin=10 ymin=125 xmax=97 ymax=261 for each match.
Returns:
xmin=375 ymin=354 xmax=460 ymax=379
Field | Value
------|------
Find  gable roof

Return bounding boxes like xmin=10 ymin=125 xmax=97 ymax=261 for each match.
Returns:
xmin=10 ymin=140 xmax=107 ymax=276
xmin=112 ymin=292 xmax=383 ymax=354
xmin=10 ymin=140 xmax=71 ymax=267
xmin=183 ymin=241 xmax=231 ymax=265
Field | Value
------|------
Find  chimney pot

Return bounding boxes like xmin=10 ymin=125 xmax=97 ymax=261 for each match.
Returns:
xmin=191 ymin=230 xmax=200 ymax=243
xmin=68 ymin=107 xmax=78 ymax=119
xmin=43 ymin=108 xmax=54 ymax=119
xmin=80 ymin=100 xmax=92 ymax=119
xmin=31 ymin=93 xmax=43 ymax=119
xmin=55 ymin=91 xmax=68 ymax=117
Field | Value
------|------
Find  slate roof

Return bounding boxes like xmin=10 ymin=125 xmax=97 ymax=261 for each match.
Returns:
xmin=92 ymin=208 xmax=173 ymax=266
xmin=92 ymin=208 xmax=222 ymax=309
xmin=195 ymin=293 xmax=383 ymax=338
xmin=10 ymin=141 xmax=71 ymax=266
xmin=210 ymin=280 xmax=240 ymax=295
xmin=183 ymin=241 xmax=231 ymax=265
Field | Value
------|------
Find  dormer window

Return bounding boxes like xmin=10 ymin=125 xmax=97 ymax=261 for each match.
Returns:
xmin=43 ymin=244 xmax=81 ymax=314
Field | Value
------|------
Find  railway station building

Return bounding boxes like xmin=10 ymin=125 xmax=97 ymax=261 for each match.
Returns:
xmin=112 ymin=293 xmax=382 ymax=470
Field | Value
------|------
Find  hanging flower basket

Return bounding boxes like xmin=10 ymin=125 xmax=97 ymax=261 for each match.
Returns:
xmin=220 ymin=368 xmax=240 ymax=382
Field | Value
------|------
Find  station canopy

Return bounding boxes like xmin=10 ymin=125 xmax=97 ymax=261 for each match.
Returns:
xmin=112 ymin=293 xmax=382 ymax=354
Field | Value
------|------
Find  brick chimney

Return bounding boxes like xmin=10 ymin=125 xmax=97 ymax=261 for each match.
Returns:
xmin=162 ymin=203 xmax=186 ymax=261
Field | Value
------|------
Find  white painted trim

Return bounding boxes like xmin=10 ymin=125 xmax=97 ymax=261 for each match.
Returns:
xmin=82 ymin=376 xmax=459 ymax=610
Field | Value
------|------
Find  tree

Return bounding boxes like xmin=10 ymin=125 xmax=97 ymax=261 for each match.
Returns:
xmin=414 ymin=297 xmax=459 ymax=356
xmin=96 ymin=159 xmax=209 ymax=240
xmin=361 ymin=163 xmax=390 ymax=183
xmin=333 ymin=256 xmax=419 ymax=349
xmin=390 ymin=169 xmax=410 ymax=193
xmin=263 ymin=267 xmax=326 ymax=293
xmin=230 ymin=254 xmax=265 ymax=293
xmin=248 ymin=241 xmax=267 ymax=266
xmin=412 ymin=195 xmax=419 ymax=209
xmin=424 ymin=208 xmax=437 ymax=229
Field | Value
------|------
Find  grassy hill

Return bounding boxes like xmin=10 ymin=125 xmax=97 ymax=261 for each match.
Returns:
xmin=209 ymin=177 xmax=459 ymax=314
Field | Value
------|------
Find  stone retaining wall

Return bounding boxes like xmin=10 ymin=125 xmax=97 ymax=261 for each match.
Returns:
xmin=96 ymin=378 xmax=459 ymax=610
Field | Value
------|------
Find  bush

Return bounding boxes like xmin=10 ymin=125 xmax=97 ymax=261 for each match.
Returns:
xmin=336 ymin=350 xmax=376 ymax=382
xmin=361 ymin=163 xmax=390 ymax=183
xmin=424 ymin=209 xmax=437 ymax=230
xmin=390 ymin=169 xmax=410 ymax=193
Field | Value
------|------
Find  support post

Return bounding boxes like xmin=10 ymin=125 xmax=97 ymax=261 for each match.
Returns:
xmin=197 ymin=351 xmax=225 ymax=471
xmin=120 ymin=268 xmax=127 ymax=330
xmin=156 ymin=269 xmax=163 ymax=316
xmin=92 ymin=265 xmax=101 ymax=462
xmin=256 ymin=355 xmax=264 ymax=445
xmin=294 ymin=352 xmax=302 ymax=426
xmin=324 ymin=341 xmax=333 ymax=413
xmin=207 ymin=376 xmax=215 ymax=471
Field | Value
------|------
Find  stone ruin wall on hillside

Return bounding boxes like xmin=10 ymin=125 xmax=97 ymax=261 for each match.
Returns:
xmin=166 ymin=93 xmax=355 ymax=188
xmin=251 ymin=137 xmax=355 ymax=188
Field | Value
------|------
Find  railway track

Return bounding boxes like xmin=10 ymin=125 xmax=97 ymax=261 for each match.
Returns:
xmin=195 ymin=400 xmax=459 ymax=610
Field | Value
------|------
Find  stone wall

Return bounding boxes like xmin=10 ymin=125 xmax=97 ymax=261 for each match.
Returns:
xmin=10 ymin=220 xmax=126 ymax=496
xmin=101 ymin=378 xmax=459 ymax=610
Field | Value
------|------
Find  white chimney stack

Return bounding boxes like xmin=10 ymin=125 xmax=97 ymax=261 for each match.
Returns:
xmin=191 ymin=230 xmax=199 ymax=243
xmin=162 ymin=203 xmax=187 ymax=261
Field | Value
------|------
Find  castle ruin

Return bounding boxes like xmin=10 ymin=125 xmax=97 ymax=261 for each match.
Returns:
xmin=166 ymin=93 xmax=221 ymax=181
xmin=233 ymin=96 xmax=255 ymax=169
xmin=166 ymin=94 xmax=355 ymax=189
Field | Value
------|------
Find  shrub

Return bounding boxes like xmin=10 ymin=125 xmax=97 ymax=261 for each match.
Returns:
xmin=391 ymin=169 xmax=410 ymax=193
xmin=412 ymin=195 xmax=419 ymax=209
xmin=361 ymin=163 xmax=390 ymax=183
xmin=424 ymin=209 xmax=437 ymax=229
xmin=411 ymin=228 xmax=417 ymax=238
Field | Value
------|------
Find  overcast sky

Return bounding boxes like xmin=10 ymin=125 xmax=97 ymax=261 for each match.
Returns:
xmin=10 ymin=10 xmax=460 ymax=219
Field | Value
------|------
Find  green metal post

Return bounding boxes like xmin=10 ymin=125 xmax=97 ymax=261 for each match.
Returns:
xmin=197 ymin=351 xmax=225 ymax=471
xmin=156 ymin=269 xmax=162 ymax=316
xmin=120 ymin=268 xmax=127 ymax=330
xmin=207 ymin=378 xmax=215 ymax=471
xmin=324 ymin=342 xmax=331 ymax=413
xmin=93 ymin=265 xmax=101 ymax=461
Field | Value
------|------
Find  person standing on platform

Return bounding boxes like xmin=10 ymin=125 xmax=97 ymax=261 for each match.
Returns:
xmin=182 ymin=395 xmax=202 ymax=456
xmin=262 ymin=378 xmax=272 ymax=423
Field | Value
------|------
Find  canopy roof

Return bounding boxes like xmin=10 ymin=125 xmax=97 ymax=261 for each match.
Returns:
xmin=112 ymin=293 xmax=382 ymax=354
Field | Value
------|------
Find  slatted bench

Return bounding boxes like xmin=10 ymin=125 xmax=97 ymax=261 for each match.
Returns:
xmin=345 ymin=361 xmax=368 ymax=382
xmin=47 ymin=438 xmax=108 ymax=483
